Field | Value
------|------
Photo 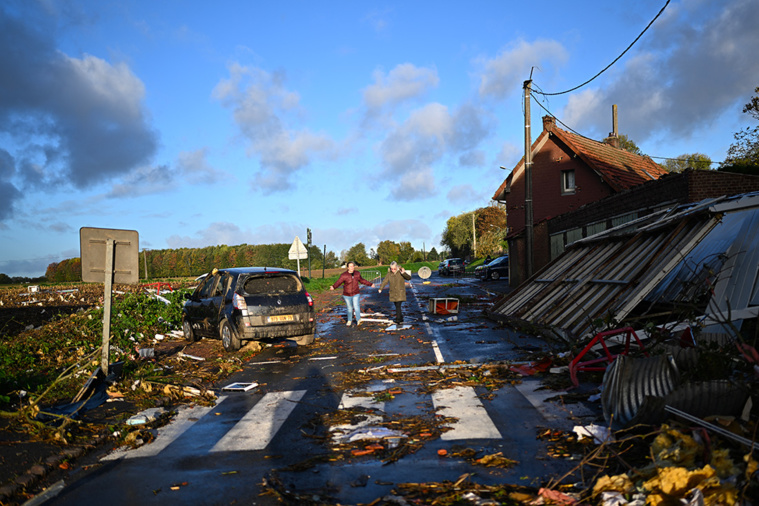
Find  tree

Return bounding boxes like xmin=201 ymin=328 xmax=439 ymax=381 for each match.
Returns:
xmin=398 ymin=241 xmax=415 ymax=263
xmin=324 ymin=250 xmax=339 ymax=269
xmin=618 ymin=134 xmax=643 ymax=156
xmin=722 ymin=87 xmax=759 ymax=169
xmin=664 ymin=153 xmax=712 ymax=172
xmin=346 ymin=243 xmax=370 ymax=266
xmin=441 ymin=213 xmax=474 ymax=258
xmin=376 ymin=240 xmax=400 ymax=265
xmin=428 ymin=247 xmax=439 ymax=261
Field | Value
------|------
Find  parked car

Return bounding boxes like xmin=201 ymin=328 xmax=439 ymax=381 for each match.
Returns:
xmin=476 ymin=255 xmax=509 ymax=281
xmin=438 ymin=258 xmax=464 ymax=276
xmin=182 ymin=267 xmax=315 ymax=351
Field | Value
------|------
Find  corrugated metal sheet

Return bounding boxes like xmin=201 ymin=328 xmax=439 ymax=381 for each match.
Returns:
xmin=491 ymin=193 xmax=759 ymax=340
xmin=601 ymin=354 xmax=680 ymax=429
xmin=601 ymin=355 xmax=749 ymax=429
xmin=492 ymin=211 xmax=720 ymax=340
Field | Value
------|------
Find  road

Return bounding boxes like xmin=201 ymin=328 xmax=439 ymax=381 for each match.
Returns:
xmin=42 ymin=272 xmax=601 ymax=505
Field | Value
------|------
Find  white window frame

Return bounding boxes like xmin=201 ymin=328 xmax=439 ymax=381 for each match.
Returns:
xmin=561 ymin=170 xmax=576 ymax=195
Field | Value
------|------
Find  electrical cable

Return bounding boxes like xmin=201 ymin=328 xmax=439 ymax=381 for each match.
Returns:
xmin=530 ymin=94 xmax=725 ymax=165
xmin=533 ymin=0 xmax=670 ymax=97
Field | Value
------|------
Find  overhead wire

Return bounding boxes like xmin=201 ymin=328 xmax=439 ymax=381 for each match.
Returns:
xmin=530 ymin=95 xmax=725 ymax=165
xmin=532 ymin=0 xmax=670 ymax=97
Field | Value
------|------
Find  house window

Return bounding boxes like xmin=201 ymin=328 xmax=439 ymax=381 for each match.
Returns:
xmin=562 ymin=170 xmax=576 ymax=194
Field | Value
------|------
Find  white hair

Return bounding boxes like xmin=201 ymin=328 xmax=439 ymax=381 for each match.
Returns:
xmin=390 ymin=261 xmax=398 ymax=267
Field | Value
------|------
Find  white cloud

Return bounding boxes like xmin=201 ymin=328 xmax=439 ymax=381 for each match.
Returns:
xmin=447 ymin=184 xmax=485 ymax=205
xmin=177 ymin=148 xmax=226 ymax=184
xmin=363 ymin=63 xmax=439 ymax=113
xmin=377 ymin=102 xmax=492 ymax=201
xmin=477 ymin=39 xmax=569 ymax=100
xmin=0 ymin=6 xmax=158 ymax=219
xmin=213 ymin=63 xmax=335 ymax=193
xmin=560 ymin=0 xmax=759 ymax=145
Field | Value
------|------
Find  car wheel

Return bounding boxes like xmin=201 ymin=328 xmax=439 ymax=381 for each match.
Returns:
xmin=220 ymin=320 xmax=241 ymax=352
xmin=182 ymin=317 xmax=200 ymax=342
xmin=294 ymin=333 xmax=315 ymax=346
xmin=490 ymin=271 xmax=500 ymax=280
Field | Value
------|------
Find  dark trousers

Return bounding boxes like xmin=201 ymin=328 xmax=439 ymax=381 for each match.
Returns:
xmin=394 ymin=301 xmax=403 ymax=323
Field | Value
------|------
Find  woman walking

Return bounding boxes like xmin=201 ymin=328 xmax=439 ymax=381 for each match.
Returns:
xmin=378 ymin=261 xmax=412 ymax=324
xmin=330 ymin=261 xmax=374 ymax=326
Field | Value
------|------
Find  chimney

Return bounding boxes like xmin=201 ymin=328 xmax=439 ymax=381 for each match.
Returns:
xmin=542 ymin=115 xmax=555 ymax=133
xmin=603 ymin=104 xmax=620 ymax=148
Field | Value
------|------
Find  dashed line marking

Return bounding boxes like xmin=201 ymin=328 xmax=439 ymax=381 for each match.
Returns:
xmin=411 ymin=283 xmax=446 ymax=363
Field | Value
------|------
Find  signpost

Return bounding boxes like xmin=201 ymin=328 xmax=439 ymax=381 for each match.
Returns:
xmin=80 ymin=227 xmax=139 ymax=376
xmin=288 ymin=236 xmax=308 ymax=277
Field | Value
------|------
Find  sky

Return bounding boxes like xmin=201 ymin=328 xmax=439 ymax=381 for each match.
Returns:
xmin=1 ymin=0 xmax=758 ymax=277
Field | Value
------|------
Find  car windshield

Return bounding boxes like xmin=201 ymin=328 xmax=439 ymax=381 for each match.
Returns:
xmin=242 ymin=274 xmax=302 ymax=295
xmin=491 ymin=256 xmax=508 ymax=266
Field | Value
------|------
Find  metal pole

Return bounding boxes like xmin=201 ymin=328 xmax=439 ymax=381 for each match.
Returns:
xmin=472 ymin=212 xmax=477 ymax=258
xmin=524 ymin=79 xmax=534 ymax=278
xmin=101 ymin=238 xmax=115 ymax=376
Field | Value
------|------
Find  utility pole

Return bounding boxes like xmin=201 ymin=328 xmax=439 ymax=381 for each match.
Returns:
xmin=307 ymin=228 xmax=312 ymax=278
xmin=143 ymin=249 xmax=149 ymax=280
xmin=523 ymin=79 xmax=534 ymax=278
xmin=472 ymin=212 xmax=477 ymax=258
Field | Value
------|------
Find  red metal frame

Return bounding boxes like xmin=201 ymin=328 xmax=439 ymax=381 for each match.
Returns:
xmin=142 ymin=282 xmax=173 ymax=295
xmin=569 ymin=327 xmax=649 ymax=387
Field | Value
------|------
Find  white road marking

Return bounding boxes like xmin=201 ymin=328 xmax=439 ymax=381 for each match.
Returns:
xmin=431 ymin=338 xmax=445 ymax=363
xmin=210 ymin=390 xmax=306 ymax=452
xmin=102 ymin=398 xmax=227 ymax=460
xmin=432 ymin=386 xmax=502 ymax=440
xmin=412 ymin=284 xmax=447 ymax=363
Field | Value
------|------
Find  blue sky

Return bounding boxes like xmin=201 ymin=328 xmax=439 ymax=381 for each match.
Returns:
xmin=1 ymin=0 xmax=758 ymax=277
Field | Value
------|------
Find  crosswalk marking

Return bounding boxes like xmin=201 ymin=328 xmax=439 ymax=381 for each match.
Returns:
xmin=103 ymin=385 xmax=507 ymax=461
xmin=102 ymin=398 xmax=226 ymax=461
xmin=432 ymin=386 xmax=502 ymax=440
xmin=210 ymin=390 xmax=306 ymax=452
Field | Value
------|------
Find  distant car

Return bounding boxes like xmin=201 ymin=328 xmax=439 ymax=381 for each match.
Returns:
xmin=182 ymin=267 xmax=315 ymax=351
xmin=438 ymin=258 xmax=464 ymax=276
xmin=476 ymin=255 xmax=509 ymax=281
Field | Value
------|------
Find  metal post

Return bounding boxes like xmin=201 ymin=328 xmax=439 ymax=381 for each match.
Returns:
xmin=524 ymin=79 xmax=534 ymax=278
xmin=101 ymin=238 xmax=115 ymax=376
xmin=472 ymin=212 xmax=477 ymax=258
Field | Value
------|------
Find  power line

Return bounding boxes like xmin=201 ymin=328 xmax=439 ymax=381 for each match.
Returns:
xmin=533 ymin=0 xmax=670 ymax=97
xmin=530 ymin=95 xmax=726 ymax=165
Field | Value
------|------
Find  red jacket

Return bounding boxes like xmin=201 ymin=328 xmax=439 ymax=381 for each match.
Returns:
xmin=332 ymin=270 xmax=372 ymax=296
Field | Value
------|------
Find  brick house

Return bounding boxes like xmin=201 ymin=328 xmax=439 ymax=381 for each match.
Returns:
xmin=493 ymin=115 xmax=668 ymax=286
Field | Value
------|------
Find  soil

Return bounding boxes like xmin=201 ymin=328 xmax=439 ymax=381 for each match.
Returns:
xmin=0 ymin=283 xmax=342 ymax=505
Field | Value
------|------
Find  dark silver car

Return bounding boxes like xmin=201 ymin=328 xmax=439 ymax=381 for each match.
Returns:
xmin=438 ymin=258 xmax=464 ymax=276
xmin=182 ymin=267 xmax=315 ymax=351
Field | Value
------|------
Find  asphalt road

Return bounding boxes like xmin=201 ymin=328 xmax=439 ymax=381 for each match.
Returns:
xmin=42 ymin=272 xmax=602 ymax=505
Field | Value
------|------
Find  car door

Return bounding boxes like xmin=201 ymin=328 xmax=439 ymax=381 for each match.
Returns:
xmin=207 ymin=272 xmax=231 ymax=332
xmin=193 ymin=273 xmax=219 ymax=336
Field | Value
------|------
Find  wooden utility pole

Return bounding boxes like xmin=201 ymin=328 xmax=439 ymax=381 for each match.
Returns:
xmin=472 ymin=212 xmax=477 ymax=258
xmin=524 ymin=79 xmax=534 ymax=278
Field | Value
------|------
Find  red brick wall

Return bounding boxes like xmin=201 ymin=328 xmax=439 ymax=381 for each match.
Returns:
xmin=688 ymin=171 xmax=759 ymax=201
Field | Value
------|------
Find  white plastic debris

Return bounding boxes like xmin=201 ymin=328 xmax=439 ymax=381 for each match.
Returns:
xmin=573 ymin=423 xmax=613 ymax=444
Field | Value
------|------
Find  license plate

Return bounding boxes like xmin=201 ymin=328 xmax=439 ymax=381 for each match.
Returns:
xmin=268 ymin=314 xmax=294 ymax=323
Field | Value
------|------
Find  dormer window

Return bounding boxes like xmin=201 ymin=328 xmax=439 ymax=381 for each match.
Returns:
xmin=561 ymin=170 xmax=576 ymax=195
